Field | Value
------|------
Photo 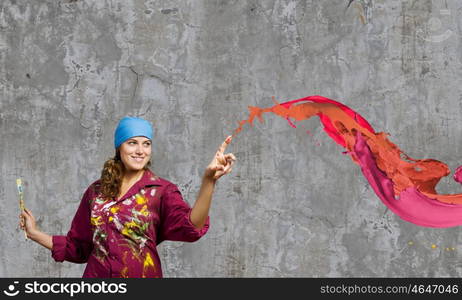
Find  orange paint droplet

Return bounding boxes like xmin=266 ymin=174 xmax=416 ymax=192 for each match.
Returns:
xmin=272 ymin=96 xmax=280 ymax=106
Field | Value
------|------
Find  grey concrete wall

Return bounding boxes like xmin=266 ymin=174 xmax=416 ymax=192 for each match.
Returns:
xmin=2 ymin=0 xmax=462 ymax=277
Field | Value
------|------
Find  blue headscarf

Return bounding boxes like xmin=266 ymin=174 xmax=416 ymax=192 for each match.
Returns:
xmin=114 ymin=116 xmax=153 ymax=148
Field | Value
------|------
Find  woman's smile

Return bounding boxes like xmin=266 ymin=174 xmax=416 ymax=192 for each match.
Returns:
xmin=131 ymin=156 xmax=145 ymax=162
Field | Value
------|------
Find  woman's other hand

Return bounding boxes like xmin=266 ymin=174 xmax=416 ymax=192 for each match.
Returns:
xmin=204 ymin=135 xmax=236 ymax=181
xmin=19 ymin=208 xmax=38 ymax=239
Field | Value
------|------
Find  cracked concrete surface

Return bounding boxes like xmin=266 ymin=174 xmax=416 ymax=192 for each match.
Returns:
xmin=2 ymin=0 xmax=462 ymax=277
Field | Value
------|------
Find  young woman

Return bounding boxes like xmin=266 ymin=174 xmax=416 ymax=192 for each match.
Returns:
xmin=19 ymin=116 xmax=236 ymax=277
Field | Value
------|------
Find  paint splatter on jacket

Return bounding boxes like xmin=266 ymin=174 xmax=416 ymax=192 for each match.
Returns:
xmin=51 ymin=169 xmax=209 ymax=277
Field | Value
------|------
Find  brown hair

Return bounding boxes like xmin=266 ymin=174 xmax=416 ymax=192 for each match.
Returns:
xmin=100 ymin=148 xmax=151 ymax=200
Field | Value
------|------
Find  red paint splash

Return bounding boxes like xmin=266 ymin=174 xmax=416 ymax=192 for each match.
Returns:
xmin=233 ymin=95 xmax=462 ymax=228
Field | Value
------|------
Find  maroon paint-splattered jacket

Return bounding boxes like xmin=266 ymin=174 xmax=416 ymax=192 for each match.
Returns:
xmin=51 ymin=169 xmax=209 ymax=278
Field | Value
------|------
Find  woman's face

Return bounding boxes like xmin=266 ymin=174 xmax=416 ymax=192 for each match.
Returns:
xmin=119 ymin=136 xmax=152 ymax=172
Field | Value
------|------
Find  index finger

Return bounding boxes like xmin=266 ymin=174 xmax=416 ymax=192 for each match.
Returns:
xmin=217 ymin=135 xmax=232 ymax=154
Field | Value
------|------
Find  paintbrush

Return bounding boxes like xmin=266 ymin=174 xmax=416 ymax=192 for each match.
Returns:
xmin=16 ymin=178 xmax=28 ymax=240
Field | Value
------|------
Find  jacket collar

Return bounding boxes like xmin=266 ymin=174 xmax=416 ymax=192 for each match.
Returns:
xmin=115 ymin=168 xmax=162 ymax=203
xmin=139 ymin=168 xmax=161 ymax=187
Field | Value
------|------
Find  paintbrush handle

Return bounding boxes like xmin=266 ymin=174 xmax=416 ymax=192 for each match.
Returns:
xmin=16 ymin=179 xmax=28 ymax=240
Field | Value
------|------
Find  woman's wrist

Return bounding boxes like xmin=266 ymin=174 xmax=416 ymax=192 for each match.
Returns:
xmin=202 ymin=175 xmax=217 ymax=186
xmin=27 ymin=229 xmax=41 ymax=240
xmin=202 ymin=173 xmax=217 ymax=184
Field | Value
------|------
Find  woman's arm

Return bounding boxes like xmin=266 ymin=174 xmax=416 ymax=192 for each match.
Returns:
xmin=20 ymin=208 xmax=53 ymax=250
xmin=190 ymin=136 xmax=236 ymax=229
xmin=20 ymin=186 xmax=94 ymax=263
xmin=190 ymin=176 xmax=216 ymax=229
